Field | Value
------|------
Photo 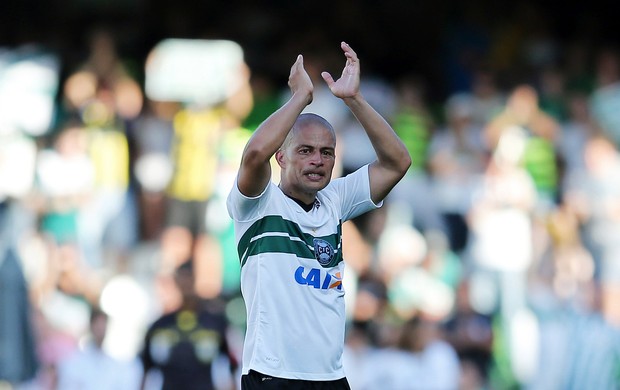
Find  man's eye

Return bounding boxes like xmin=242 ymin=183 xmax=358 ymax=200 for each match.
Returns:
xmin=300 ymin=149 xmax=310 ymax=154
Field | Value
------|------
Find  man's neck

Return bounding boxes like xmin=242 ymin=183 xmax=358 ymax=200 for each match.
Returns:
xmin=289 ymin=195 xmax=316 ymax=212
xmin=278 ymin=185 xmax=317 ymax=212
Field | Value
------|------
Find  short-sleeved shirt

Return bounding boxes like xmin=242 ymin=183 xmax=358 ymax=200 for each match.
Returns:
xmin=227 ymin=165 xmax=380 ymax=380
xmin=140 ymin=305 xmax=233 ymax=390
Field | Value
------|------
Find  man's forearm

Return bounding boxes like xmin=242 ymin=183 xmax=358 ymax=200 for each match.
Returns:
xmin=344 ymin=94 xmax=411 ymax=171
xmin=246 ymin=92 xmax=311 ymax=161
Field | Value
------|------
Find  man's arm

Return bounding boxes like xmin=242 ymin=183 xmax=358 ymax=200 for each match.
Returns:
xmin=236 ymin=55 xmax=313 ymax=197
xmin=322 ymin=42 xmax=412 ymax=203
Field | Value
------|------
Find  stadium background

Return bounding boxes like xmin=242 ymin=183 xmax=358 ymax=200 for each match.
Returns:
xmin=2 ymin=0 xmax=616 ymax=104
xmin=2 ymin=1 xmax=620 ymax=389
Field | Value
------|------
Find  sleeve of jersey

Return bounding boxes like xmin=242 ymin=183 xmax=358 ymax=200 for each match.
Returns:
xmin=226 ymin=177 xmax=271 ymax=222
xmin=331 ymin=164 xmax=383 ymax=221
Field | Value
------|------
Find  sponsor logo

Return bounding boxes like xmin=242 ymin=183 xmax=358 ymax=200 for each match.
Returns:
xmin=294 ymin=266 xmax=342 ymax=290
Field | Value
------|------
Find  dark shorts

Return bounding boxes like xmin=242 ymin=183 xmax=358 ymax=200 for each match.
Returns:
xmin=165 ymin=197 xmax=209 ymax=236
xmin=241 ymin=370 xmax=351 ymax=390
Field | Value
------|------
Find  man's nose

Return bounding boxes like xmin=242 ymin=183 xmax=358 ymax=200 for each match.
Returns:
xmin=310 ymin=151 xmax=324 ymax=165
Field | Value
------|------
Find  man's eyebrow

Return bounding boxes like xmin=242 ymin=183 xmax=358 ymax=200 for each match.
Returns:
xmin=297 ymin=144 xmax=335 ymax=151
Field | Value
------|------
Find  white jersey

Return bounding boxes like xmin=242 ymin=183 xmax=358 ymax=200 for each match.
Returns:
xmin=227 ymin=165 xmax=380 ymax=380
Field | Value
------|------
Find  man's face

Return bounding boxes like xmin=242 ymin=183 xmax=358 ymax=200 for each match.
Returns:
xmin=277 ymin=123 xmax=336 ymax=202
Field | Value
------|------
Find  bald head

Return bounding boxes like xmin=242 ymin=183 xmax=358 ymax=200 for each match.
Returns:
xmin=281 ymin=113 xmax=335 ymax=151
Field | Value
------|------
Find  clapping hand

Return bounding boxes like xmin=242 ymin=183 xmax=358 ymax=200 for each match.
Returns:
xmin=321 ymin=42 xmax=361 ymax=100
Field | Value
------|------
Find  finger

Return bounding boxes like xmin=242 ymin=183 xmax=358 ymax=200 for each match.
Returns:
xmin=321 ymin=71 xmax=334 ymax=86
xmin=295 ymin=54 xmax=304 ymax=69
xmin=341 ymin=41 xmax=358 ymax=61
xmin=290 ymin=54 xmax=303 ymax=75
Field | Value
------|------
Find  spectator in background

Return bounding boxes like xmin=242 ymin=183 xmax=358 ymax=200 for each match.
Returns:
xmin=525 ymin=194 xmax=595 ymax=390
xmin=0 ymin=204 xmax=39 ymax=387
xmin=443 ymin=279 xmax=494 ymax=390
xmin=484 ymin=84 xmax=560 ymax=210
xmin=0 ymin=130 xmax=38 ymax=240
xmin=468 ymin=116 xmax=539 ymax=387
xmin=466 ymin=68 xmax=506 ymax=130
xmin=159 ymin=56 xmax=253 ymax=299
xmin=562 ymin=135 xmax=620 ymax=327
xmin=34 ymin=121 xmax=94 ymax=261
xmin=130 ymin=99 xmax=178 ymax=241
xmin=398 ymin=316 xmax=461 ymax=390
xmin=342 ymin=321 xmax=378 ymax=390
xmin=160 ymin=100 xmax=226 ymax=286
xmin=429 ymin=93 xmax=488 ymax=253
xmin=358 ymin=315 xmax=461 ymax=390
xmin=527 ymin=279 xmax=620 ymax=390
xmin=590 ymin=46 xmax=620 ymax=148
xmin=76 ymin=95 xmax=137 ymax=270
xmin=556 ymin=91 xmax=601 ymax=185
xmin=378 ymin=225 xmax=458 ymax=323
xmin=559 ymin=281 xmax=620 ymax=390
xmin=56 ymin=307 xmax=141 ymax=390
xmin=140 ymin=260 xmax=238 ymax=390
xmin=206 ymin=110 xmax=255 ymax=299
xmin=62 ymin=26 xmax=143 ymax=123
xmin=391 ymin=75 xmax=434 ymax=174
xmin=61 ymin=26 xmax=143 ymax=270
xmin=26 ymin=238 xmax=107 ymax=389
xmin=386 ymin=74 xmax=445 ymax=235
xmin=0 ymin=46 xmax=58 ymax=243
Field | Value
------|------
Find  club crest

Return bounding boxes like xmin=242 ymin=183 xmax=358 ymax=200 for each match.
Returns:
xmin=313 ymin=238 xmax=334 ymax=266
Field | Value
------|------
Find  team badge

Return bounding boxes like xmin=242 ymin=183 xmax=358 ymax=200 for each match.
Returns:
xmin=313 ymin=238 xmax=334 ymax=267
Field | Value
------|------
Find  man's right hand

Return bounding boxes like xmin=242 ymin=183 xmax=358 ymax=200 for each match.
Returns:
xmin=288 ymin=54 xmax=313 ymax=106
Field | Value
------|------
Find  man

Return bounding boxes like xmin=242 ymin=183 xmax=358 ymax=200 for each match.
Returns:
xmin=227 ymin=42 xmax=411 ymax=388
xmin=56 ymin=308 xmax=142 ymax=390
xmin=140 ymin=260 xmax=238 ymax=390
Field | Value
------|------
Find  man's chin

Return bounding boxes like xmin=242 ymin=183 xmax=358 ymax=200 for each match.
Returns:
xmin=304 ymin=180 xmax=328 ymax=191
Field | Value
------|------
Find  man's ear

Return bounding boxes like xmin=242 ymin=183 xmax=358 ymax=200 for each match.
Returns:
xmin=275 ymin=149 xmax=286 ymax=169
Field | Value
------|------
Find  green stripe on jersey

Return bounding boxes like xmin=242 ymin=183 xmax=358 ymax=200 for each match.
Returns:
xmin=237 ymin=215 xmax=342 ymax=268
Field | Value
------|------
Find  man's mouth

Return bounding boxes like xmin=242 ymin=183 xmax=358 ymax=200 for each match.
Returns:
xmin=305 ymin=172 xmax=323 ymax=180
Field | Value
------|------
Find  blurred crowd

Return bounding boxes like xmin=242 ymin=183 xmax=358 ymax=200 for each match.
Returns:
xmin=2 ymin=8 xmax=620 ymax=390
